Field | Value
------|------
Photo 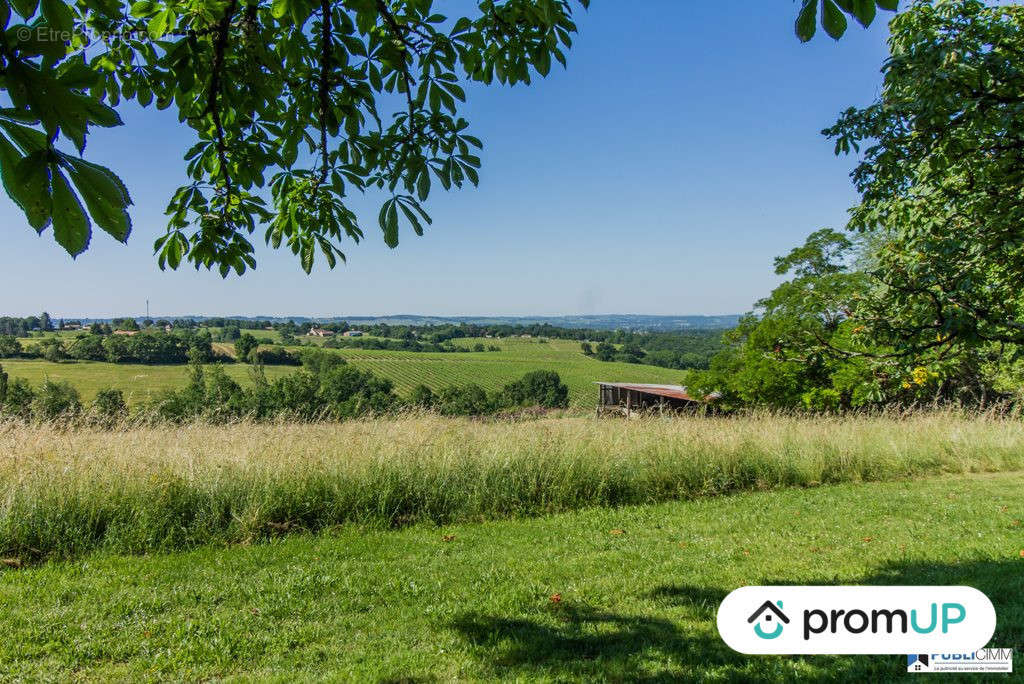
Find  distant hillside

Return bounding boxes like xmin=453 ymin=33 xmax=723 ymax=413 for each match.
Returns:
xmin=73 ymin=314 xmax=740 ymax=332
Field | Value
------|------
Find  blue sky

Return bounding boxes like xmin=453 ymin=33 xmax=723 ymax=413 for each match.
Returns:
xmin=0 ymin=1 xmax=892 ymax=319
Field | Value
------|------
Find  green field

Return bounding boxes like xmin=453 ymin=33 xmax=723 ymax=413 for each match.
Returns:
xmin=2 ymin=472 xmax=1020 ymax=681
xmin=2 ymin=338 xmax=680 ymax=406
xmin=325 ymin=338 xmax=675 ymax=405
xmin=0 ymin=359 xmax=296 ymax=405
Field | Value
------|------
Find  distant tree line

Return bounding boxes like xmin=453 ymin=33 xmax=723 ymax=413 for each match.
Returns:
xmin=0 ymin=330 xmax=223 ymax=365
xmin=2 ymin=313 xmax=723 ymax=372
xmin=0 ymin=353 xmax=569 ymax=425
xmin=0 ymin=313 xmax=54 ymax=336
xmin=322 ymin=336 xmax=500 ymax=353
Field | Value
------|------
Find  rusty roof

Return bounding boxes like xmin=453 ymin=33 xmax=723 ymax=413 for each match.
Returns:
xmin=594 ymin=382 xmax=696 ymax=402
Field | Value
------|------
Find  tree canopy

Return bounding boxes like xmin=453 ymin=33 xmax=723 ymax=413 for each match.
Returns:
xmin=690 ymin=0 xmax=1024 ymax=411
xmin=826 ymin=0 xmax=1024 ymax=354
xmin=0 ymin=0 xmax=894 ymax=274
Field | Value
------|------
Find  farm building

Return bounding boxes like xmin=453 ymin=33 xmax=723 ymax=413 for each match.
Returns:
xmin=308 ymin=327 xmax=335 ymax=337
xmin=343 ymin=330 xmax=364 ymax=337
xmin=595 ymin=382 xmax=716 ymax=416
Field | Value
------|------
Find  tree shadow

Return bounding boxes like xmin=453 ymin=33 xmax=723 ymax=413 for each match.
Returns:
xmin=450 ymin=604 xmax=748 ymax=682
xmin=446 ymin=558 xmax=1022 ymax=682
xmin=646 ymin=584 xmax=729 ymax=620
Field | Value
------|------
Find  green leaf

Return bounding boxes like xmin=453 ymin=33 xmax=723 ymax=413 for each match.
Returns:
xmin=535 ymin=48 xmax=550 ymax=77
xmin=50 ymin=166 xmax=91 ymax=256
xmin=130 ymin=0 xmax=155 ymax=17
xmin=397 ymin=199 xmax=424 ymax=236
xmin=60 ymin=154 xmax=132 ymax=242
xmin=416 ymin=167 xmax=429 ymax=201
xmin=10 ymin=0 xmax=38 ymax=19
xmin=380 ymin=198 xmax=399 ymax=248
xmin=849 ymin=0 xmax=875 ymax=28
xmin=822 ymin=0 xmax=848 ymax=40
xmin=795 ymin=0 xmax=818 ymax=42
xmin=40 ymin=0 xmax=73 ymax=34
xmin=271 ymin=0 xmax=288 ymax=20
xmin=875 ymin=0 xmax=897 ymax=10
xmin=8 ymin=148 xmax=52 ymax=230
xmin=148 ymin=9 xmax=170 ymax=38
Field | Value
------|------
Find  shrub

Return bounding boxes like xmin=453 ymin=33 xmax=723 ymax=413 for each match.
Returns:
xmin=437 ymin=384 xmax=491 ymax=416
xmin=500 ymin=370 xmax=569 ymax=409
xmin=89 ymin=388 xmax=128 ymax=426
xmin=39 ymin=338 xmax=66 ymax=363
xmin=1 ymin=378 xmax=35 ymax=418
xmin=0 ymin=335 xmax=21 ymax=358
xmin=409 ymin=384 xmax=436 ymax=408
xmin=252 ymin=347 xmax=300 ymax=366
xmin=318 ymin=366 xmax=396 ymax=418
xmin=67 ymin=334 xmax=107 ymax=361
xmin=270 ymin=371 xmax=323 ymax=420
xmin=234 ymin=334 xmax=259 ymax=363
xmin=299 ymin=348 xmax=346 ymax=375
xmin=32 ymin=380 xmax=81 ymax=420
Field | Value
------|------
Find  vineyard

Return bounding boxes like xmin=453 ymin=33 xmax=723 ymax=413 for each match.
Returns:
xmin=1 ymin=338 xmax=681 ymax=407
xmin=333 ymin=340 xmax=676 ymax=405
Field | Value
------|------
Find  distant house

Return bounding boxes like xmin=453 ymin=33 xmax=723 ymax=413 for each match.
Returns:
xmin=113 ymin=329 xmax=139 ymax=336
xmin=63 ymin=323 xmax=82 ymax=331
xmin=342 ymin=330 xmax=364 ymax=337
xmin=308 ymin=327 xmax=335 ymax=337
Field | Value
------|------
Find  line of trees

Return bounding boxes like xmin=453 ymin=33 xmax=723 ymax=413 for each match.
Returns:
xmin=0 ymin=353 xmax=570 ymax=426
xmin=2 ymin=317 xmax=722 ymax=372
xmin=1 ymin=330 xmax=222 ymax=365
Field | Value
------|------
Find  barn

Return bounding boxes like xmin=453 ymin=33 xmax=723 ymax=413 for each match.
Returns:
xmin=595 ymin=382 xmax=715 ymax=416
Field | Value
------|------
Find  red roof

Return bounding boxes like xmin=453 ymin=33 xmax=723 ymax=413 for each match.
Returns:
xmin=595 ymin=382 xmax=696 ymax=402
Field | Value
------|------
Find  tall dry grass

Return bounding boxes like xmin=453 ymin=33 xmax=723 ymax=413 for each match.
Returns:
xmin=1 ymin=411 xmax=1022 ymax=560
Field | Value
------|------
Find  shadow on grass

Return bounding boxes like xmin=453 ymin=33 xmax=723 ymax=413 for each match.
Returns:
xmin=447 ymin=558 xmax=1022 ymax=682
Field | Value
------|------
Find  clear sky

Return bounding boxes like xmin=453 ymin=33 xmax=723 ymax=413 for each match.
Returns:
xmin=0 ymin=1 xmax=892 ymax=319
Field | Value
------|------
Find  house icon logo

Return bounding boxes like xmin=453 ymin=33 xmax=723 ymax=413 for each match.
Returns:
xmin=907 ymin=654 xmax=930 ymax=672
xmin=747 ymin=600 xmax=789 ymax=639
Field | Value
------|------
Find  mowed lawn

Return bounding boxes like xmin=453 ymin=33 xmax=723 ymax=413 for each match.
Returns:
xmin=2 ymin=472 xmax=1021 ymax=681
xmin=2 ymin=338 xmax=681 ymax=406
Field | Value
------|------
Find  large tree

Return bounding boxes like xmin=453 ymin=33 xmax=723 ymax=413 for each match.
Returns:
xmin=691 ymin=0 xmax=1024 ymax=411
xmin=826 ymin=0 xmax=1024 ymax=355
xmin=0 ymin=0 xmax=895 ymax=274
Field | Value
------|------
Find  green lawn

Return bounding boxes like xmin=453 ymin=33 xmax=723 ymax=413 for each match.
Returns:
xmin=1 ymin=338 xmax=681 ymax=406
xmin=2 ymin=472 xmax=1020 ymax=681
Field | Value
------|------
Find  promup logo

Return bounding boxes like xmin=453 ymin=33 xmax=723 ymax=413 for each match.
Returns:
xmin=748 ymin=600 xmax=789 ymax=639
xmin=717 ymin=586 xmax=996 ymax=655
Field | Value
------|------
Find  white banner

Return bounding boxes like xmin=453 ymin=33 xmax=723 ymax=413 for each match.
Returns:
xmin=717 ymin=586 xmax=996 ymax=654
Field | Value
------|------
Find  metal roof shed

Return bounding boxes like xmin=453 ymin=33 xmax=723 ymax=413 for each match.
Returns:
xmin=595 ymin=382 xmax=710 ymax=416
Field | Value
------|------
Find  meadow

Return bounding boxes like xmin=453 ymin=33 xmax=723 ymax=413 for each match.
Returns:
xmin=3 ymin=337 xmax=676 ymax=407
xmin=2 ymin=472 xmax=1020 ymax=680
xmin=2 ymin=411 xmax=1022 ymax=561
